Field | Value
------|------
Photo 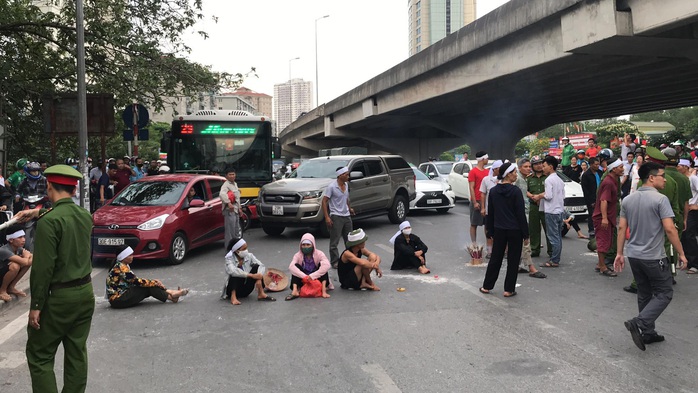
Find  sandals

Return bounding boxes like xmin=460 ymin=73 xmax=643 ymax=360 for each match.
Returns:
xmin=0 ymin=293 xmax=12 ymax=302
xmin=529 ymin=271 xmax=546 ymax=279
xmin=285 ymin=294 xmax=299 ymax=301
xmin=687 ymin=267 xmax=698 ymax=274
xmin=258 ymin=296 xmax=276 ymax=302
xmin=503 ymin=291 xmax=517 ymax=298
xmin=478 ymin=287 xmax=491 ymax=294
xmin=540 ymin=262 xmax=559 ymax=268
xmin=600 ymin=269 xmax=617 ymax=277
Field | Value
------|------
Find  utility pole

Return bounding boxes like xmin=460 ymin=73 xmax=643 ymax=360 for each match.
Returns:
xmin=76 ymin=0 xmax=89 ymax=210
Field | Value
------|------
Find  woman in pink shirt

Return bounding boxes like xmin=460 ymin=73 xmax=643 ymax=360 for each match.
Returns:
xmin=286 ymin=233 xmax=331 ymax=300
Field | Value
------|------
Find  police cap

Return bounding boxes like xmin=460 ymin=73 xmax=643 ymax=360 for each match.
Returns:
xmin=43 ymin=164 xmax=82 ymax=186
xmin=645 ymin=146 xmax=668 ymax=164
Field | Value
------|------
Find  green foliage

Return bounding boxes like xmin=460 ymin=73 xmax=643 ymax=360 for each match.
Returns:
xmin=515 ymin=138 xmax=549 ymax=157
xmin=439 ymin=152 xmax=455 ymax=161
xmin=452 ymin=144 xmax=471 ymax=155
xmin=0 ymin=0 xmax=252 ymax=166
xmin=438 ymin=144 xmax=469 ymax=160
xmin=593 ymin=120 xmax=641 ymax=147
xmin=630 ymin=107 xmax=698 ymax=133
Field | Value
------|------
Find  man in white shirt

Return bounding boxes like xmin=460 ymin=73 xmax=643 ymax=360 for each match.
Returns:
xmin=621 ymin=133 xmax=637 ymax=161
xmin=533 ymin=156 xmax=566 ymax=267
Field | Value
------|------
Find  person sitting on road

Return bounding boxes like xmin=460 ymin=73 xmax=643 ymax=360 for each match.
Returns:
xmin=339 ymin=229 xmax=382 ymax=290
xmin=286 ymin=233 xmax=331 ymax=300
xmin=0 ymin=225 xmax=32 ymax=301
xmin=390 ymin=221 xmax=430 ymax=274
xmin=561 ymin=210 xmax=588 ymax=239
xmin=106 ymin=246 xmax=188 ymax=308
xmin=223 ymin=237 xmax=276 ymax=304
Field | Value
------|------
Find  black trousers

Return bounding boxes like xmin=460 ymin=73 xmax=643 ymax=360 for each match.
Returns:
xmin=225 ymin=265 xmax=260 ymax=299
xmin=683 ymin=210 xmax=698 ymax=269
xmin=110 ymin=286 xmax=168 ymax=309
xmin=561 ymin=219 xmax=582 ymax=237
xmin=483 ymin=228 xmax=523 ymax=293
xmin=290 ymin=272 xmax=329 ymax=290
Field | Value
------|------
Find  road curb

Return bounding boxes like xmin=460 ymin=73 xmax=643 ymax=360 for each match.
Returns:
xmin=0 ymin=267 xmax=30 ymax=314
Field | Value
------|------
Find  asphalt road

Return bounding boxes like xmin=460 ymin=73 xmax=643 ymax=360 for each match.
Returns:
xmin=1 ymin=201 xmax=697 ymax=392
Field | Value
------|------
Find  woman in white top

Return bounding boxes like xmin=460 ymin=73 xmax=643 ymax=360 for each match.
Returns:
xmin=222 ymin=238 xmax=276 ymax=305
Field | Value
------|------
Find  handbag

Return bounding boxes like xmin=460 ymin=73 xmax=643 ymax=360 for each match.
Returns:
xmin=300 ymin=277 xmax=323 ymax=298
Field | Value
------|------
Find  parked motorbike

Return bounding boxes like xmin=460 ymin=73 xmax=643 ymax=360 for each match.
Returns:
xmin=239 ymin=198 xmax=259 ymax=233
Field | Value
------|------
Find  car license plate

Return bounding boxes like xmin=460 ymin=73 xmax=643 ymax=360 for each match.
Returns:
xmin=272 ymin=205 xmax=284 ymax=215
xmin=568 ymin=206 xmax=585 ymax=212
xmin=98 ymin=238 xmax=124 ymax=246
xmin=427 ymin=199 xmax=442 ymax=205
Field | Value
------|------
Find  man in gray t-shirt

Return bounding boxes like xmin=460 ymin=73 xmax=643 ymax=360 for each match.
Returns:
xmin=322 ymin=167 xmax=355 ymax=268
xmin=0 ymin=227 xmax=32 ymax=301
xmin=615 ymin=162 xmax=687 ymax=351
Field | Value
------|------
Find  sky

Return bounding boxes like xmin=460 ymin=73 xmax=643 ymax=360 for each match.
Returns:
xmin=184 ymin=0 xmax=511 ymax=104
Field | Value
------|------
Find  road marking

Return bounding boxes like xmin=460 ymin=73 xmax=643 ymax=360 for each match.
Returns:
xmin=408 ymin=218 xmax=433 ymax=226
xmin=0 ymin=351 xmax=26 ymax=369
xmin=361 ymin=364 xmax=402 ymax=393
xmin=0 ymin=268 xmax=105 ymax=347
xmin=0 ymin=311 xmax=29 ymax=347
xmin=374 ymin=243 xmax=393 ymax=254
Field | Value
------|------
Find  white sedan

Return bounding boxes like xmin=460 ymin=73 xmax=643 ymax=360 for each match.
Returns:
xmin=410 ymin=168 xmax=456 ymax=213
xmin=556 ymin=171 xmax=588 ymax=217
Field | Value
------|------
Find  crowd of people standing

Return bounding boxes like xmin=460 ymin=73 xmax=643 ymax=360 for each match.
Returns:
xmin=472 ymin=133 xmax=697 ymax=351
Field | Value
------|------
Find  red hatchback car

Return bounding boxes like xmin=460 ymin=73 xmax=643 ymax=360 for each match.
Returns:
xmin=92 ymin=174 xmax=226 ymax=264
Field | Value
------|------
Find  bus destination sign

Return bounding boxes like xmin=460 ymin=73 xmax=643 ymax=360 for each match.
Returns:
xmin=178 ymin=123 xmax=257 ymax=135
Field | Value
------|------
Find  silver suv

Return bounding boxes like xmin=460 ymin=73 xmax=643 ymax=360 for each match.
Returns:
xmin=257 ymin=155 xmax=416 ymax=236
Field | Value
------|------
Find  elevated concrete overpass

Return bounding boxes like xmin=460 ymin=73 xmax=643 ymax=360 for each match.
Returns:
xmin=280 ymin=0 xmax=698 ymax=163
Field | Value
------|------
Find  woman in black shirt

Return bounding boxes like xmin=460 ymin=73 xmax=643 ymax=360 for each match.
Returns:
xmin=480 ymin=162 xmax=530 ymax=297
xmin=390 ymin=221 xmax=430 ymax=274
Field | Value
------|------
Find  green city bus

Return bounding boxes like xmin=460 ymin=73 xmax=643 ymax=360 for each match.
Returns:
xmin=163 ymin=110 xmax=280 ymax=198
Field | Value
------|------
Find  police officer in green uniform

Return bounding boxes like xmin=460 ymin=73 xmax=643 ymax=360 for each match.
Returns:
xmin=624 ymin=147 xmax=680 ymax=294
xmin=20 ymin=165 xmax=94 ymax=393
xmin=526 ymin=156 xmax=552 ymax=258
xmin=662 ymin=147 xmax=691 ymax=275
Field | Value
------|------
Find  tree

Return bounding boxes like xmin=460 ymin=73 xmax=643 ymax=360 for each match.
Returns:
xmin=593 ymin=121 xmax=639 ymax=146
xmin=1 ymin=0 xmax=252 ymax=166
xmin=439 ymin=152 xmax=455 ymax=161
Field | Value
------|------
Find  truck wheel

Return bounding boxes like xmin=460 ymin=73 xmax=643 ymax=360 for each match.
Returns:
xmin=317 ymin=221 xmax=331 ymax=238
xmin=388 ymin=195 xmax=408 ymax=224
xmin=436 ymin=208 xmax=450 ymax=214
xmin=262 ymin=223 xmax=285 ymax=236
xmin=167 ymin=232 xmax=188 ymax=265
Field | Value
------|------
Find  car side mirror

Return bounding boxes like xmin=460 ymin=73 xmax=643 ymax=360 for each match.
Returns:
xmin=349 ymin=171 xmax=364 ymax=180
xmin=188 ymin=199 xmax=205 ymax=208
xmin=428 ymin=172 xmax=436 ymax=178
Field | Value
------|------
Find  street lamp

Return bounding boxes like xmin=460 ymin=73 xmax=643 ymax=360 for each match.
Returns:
xmin=315 ymin=14 xmax=330 ymax=107
xmin=288 ymin=57 xmax=300 ymax=127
